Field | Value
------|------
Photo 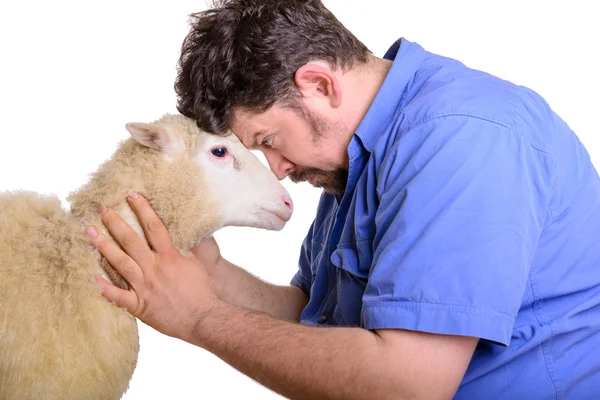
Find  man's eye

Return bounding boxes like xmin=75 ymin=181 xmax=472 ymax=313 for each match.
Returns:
xmin=262 ymin=136 xmax=274 ymax=147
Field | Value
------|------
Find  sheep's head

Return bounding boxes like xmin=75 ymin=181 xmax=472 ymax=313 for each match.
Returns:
xmin=123 ymin=114 xmax=293 ymax=247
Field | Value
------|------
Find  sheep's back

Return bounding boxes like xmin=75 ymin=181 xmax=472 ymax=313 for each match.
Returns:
xmin=0 ymin=191 xmax=139 ymax=400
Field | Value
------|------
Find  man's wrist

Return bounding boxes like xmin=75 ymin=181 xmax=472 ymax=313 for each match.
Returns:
xmin=184 ymin=297 xmax=229 ymax=347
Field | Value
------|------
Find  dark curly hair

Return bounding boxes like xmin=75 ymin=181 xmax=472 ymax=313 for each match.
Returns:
xmin=174 ymin=0 xmax=371 ymax=134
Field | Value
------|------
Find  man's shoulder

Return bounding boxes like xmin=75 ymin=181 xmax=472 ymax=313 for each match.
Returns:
xmin=355 ymin=39 xmax=537 ymax=157
xmin=401 ymin=53 xmax=522 ymax=132
xmin=373 ymin=52 xmax=557 ymax=166
xmin=366 ymin=53 xmax=558 ymax=193
xmin=371 ymin=59 xmax=520 ymax=165
xmin=375 ymin=39 xmax=555 ymax=148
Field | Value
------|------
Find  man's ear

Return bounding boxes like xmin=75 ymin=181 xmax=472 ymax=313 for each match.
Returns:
xmin=294 ymin=63 xmax=342 ymax=108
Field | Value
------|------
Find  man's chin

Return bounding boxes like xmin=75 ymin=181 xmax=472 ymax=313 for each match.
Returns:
xmin=311 ymin=180 xmax=345 ymax=196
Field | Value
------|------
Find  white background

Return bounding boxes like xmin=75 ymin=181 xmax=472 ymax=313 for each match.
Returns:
xmin=1 ymin=1 xmax=598 ymax=399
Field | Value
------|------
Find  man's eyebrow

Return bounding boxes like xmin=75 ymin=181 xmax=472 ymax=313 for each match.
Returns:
xmin=249 ymin=130 xmax=265 ymax=148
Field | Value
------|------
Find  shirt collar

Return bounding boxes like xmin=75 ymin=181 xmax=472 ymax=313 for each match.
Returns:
xmin=354 ymin=38 xmax=426 ymax=153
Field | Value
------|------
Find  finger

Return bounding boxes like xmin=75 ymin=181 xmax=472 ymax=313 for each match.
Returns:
xmin=97 ymin=205 xmax=155 ymax=267
xmin=86 ymin=225 xmax=143 ymax=287
xmin=190 ymin=236 xmax=221 ymax=266
xmin=95 ymin=276 xmax=140 ymax=315
xmin=182 ymin=249 xmax=194 ymax=258
xmin=126 ymin=192 xmax=176 ymax=255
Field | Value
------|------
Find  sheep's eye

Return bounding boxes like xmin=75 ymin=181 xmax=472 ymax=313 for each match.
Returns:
xmin=211 ymin=147 xmax=227 ymax=157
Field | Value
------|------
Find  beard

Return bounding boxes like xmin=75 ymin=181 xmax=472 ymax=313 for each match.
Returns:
xmin=288 ymin=104 xmax=349 ymax=196
xmin=289 ymin=167 xmax=348 ymax=196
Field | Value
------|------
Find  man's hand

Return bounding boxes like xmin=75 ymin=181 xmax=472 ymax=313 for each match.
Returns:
xmin=85 ymin=192 xmax=220 ymax=343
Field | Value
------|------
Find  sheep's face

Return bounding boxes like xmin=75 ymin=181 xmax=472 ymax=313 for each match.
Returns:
xmin=190 ymin=128 xmax=293 ymax=231
xmin=126 ymin=114 xmax=293 ymax=232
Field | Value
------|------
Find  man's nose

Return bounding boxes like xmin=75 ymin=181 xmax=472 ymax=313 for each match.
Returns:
xmin=264 ymin=150 xmax=294 ymax=180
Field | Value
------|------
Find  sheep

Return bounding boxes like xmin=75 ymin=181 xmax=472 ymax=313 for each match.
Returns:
xmin=0 ymin=113 xmax=293 ymax=400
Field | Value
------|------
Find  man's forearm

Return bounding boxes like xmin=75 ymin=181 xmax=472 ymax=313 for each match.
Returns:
xmin=208 ymin=257 xmax=308 ymax=322
xmin=189 ymin=301 xmax=402 ymax=400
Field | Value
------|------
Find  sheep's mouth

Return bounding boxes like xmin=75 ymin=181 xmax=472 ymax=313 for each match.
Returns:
xmin=274 ymin=209 xmax=292 ymax=222
xmin=261 ymin=207 xmax=292 ymax=224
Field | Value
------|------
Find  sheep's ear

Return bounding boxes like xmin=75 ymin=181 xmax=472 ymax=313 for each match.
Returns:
xmin=126 ymin=122 xmax=172 ymax=152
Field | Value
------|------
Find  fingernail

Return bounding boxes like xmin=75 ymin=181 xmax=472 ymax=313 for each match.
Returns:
xmin=128 ymin=191 xmax=139 ymax=199
xmin=85 ymin=226 xmax=98 ymax=238
xmin=97 ymin=204 xmax=108 ymax=215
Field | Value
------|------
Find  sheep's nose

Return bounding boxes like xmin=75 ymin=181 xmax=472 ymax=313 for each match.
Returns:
xmin=282 ymin=194 xmax=293 ymax=213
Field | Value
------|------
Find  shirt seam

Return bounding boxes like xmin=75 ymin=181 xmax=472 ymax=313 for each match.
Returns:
xmin=408 ymin=112 xmax=553 ymax=154
xmin=362 ymin=300 xmax=514 ymax=319
xmin=528 ymin=270 xmax=562 ymax=398
xmin=512 ymin=94 xmax=558 ymax=222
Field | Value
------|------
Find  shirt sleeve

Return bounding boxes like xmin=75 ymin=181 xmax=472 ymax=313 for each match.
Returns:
xmin=361 ymin=115 xmax=554 ymax=346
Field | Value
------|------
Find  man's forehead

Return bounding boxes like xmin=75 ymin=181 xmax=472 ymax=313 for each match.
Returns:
xmin=232 ymin=106 xmax=270 ymax=124
xmin=230 ymin=109 xmax=265 ymax=148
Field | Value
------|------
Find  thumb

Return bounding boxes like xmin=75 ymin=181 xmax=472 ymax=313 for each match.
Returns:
xmin=190 ymin=236 xmax=221 ymax=266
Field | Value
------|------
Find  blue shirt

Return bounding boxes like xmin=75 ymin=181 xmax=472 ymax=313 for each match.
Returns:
xmin=290 ymin=38 xmax=600 ymax=398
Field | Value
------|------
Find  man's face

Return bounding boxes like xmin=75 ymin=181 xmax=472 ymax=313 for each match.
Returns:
xmin=231 ymin=103 xmax=350 ymax=195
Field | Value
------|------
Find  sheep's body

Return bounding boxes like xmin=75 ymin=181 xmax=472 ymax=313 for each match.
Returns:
xmin=0 ymin=192 xmax=139 ymax=400
xmin=0 ymin=114 xmax=292 ymax=400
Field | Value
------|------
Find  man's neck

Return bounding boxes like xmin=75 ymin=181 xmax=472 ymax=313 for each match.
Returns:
xmin=341 ymin=55 xmax=393 ymax=136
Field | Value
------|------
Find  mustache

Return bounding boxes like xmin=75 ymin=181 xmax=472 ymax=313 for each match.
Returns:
xmin=289 ymin=167 xmax=324 ymax=183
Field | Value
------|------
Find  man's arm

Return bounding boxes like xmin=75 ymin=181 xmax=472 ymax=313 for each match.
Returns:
xmin=189 ymin=237 xmax=308 ymax=322
xmin=191 ymin=301 xmax=478 ymax=400
xmin=205 ymin=253 xmax=308 ymax=323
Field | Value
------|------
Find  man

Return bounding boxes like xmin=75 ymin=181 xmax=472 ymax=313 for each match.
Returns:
xmin=85 ymin=0 xmax=600 ymax=398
